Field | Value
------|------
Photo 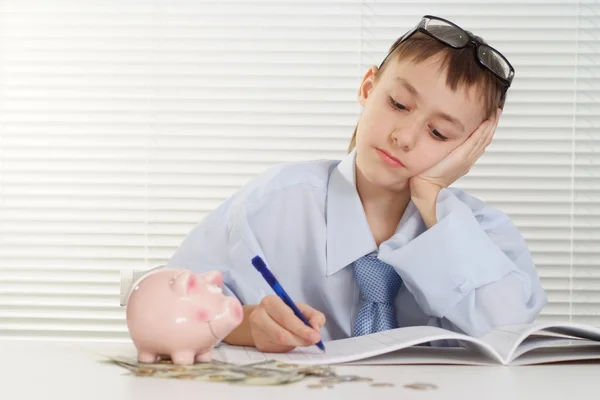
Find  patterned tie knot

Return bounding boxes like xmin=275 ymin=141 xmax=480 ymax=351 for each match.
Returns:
xmin=353 ymin=254 xmax=402 ymax=304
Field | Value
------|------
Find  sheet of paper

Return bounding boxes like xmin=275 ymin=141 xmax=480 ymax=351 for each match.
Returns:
xmin=212 ymin=325 xmax=488 ymax=366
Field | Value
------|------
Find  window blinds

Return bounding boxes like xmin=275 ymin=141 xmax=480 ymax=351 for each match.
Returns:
xmin=0 ymin=0 xmax=598 ymax=342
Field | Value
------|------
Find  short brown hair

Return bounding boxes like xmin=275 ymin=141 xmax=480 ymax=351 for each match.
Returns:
xmin=347 ymin=29 xmax=507 ymax=152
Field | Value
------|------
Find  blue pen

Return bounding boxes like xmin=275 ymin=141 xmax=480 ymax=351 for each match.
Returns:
xmin=251 ymin=255 xmax=326 ymax=352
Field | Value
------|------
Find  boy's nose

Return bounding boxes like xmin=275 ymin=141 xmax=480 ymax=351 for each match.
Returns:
xmin=389 ymin=123 xmax=420 ymax=151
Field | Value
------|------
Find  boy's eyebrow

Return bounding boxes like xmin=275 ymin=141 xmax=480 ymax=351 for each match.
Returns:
xmin=395 ymin=77 xmax=465 ymax=133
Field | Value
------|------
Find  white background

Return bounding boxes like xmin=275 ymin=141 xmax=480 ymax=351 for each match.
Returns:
xmin=0 ymin=0 xmax=599 ymax=342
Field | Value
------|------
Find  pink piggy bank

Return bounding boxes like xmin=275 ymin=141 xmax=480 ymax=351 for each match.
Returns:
xmin=120 ymin=266 xmax=243 ymax=365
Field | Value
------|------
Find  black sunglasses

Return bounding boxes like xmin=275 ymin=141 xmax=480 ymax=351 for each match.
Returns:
xmin=379 ymin=15 xmax=515 ymax=97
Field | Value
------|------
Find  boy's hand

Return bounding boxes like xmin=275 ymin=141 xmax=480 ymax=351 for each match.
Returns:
xmin=409 ymin=108 xmax=501 ymax=227
xmin=248 ymin=295 xmax=326 ymax=353
xmin=410 ymin=108 xmax=501 ymax=196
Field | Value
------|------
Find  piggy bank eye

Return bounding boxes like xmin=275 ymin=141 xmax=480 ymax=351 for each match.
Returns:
xmin=206 ymin=283 xmax=222 ymax=294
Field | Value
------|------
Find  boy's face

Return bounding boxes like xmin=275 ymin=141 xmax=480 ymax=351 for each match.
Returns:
xmin=354 ymin=55 xmax=487 ymax=191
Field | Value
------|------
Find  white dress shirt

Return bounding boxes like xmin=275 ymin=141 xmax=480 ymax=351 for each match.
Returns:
xmin=167 ymin=150 xmax=548 ymax=343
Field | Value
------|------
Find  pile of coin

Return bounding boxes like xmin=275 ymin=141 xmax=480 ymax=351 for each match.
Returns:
xmin=105 ymin=354 xmax=437 ymax=390
xmin=107 ymin=356 xmax=310 ymax=385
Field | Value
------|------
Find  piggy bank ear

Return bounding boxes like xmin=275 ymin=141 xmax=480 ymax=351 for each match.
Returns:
xmin=201 ymin=271 xmax=223 ymax=287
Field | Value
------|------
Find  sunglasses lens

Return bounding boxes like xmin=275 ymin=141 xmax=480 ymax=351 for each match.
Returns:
xmin=478 ymin=45 xmax=512 ymax=80
xmin=424 ymin=18 xmax=469 ymax=47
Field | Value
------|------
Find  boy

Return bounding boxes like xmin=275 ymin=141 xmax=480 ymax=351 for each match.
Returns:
xmin=167 ymin=15 xmax=547 ymax=353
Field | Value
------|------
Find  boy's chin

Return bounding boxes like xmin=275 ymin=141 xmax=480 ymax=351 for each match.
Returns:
xmin=361 ymin=164 xmax=410 ymax=192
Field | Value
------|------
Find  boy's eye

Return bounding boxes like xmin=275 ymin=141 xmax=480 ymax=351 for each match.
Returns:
xmin=430 ymin=128 xmax=449 ymax=142
xmin=388 ymin=96 xmax=406 ymax=110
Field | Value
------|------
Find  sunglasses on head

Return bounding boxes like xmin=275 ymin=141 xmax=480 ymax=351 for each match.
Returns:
xmin=380 ymin=15 xmax=515 ymax=99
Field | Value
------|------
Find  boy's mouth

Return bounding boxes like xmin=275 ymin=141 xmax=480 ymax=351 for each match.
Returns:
xmin=375 ymin=148 xmax=405 ymax=168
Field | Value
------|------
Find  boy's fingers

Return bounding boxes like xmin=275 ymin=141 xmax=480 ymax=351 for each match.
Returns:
xmin=298 ymin=304 xmax=326 ymax=329
xmin=470 ymin=119 xmax=496 ymax=158
xmin=262 ymin=296 xmax=321 ymax=343
xmin=309 ymin=316 xmax=325 ymax=331
xmin=463 ymin=119 xmax=492 ymax=157
xmin=252 ymin=306 xmax=312 ymax=347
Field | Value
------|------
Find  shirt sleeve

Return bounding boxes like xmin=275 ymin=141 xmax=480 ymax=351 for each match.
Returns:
xmin=166 ymin=196 xmax=268 ymax=307
xmin=377 ymin=188 xmax=548 ymax=338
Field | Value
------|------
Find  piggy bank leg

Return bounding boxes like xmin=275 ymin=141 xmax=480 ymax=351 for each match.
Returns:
xmin=171 ymin=350 xmax=196 ymax=365
xmin=195 ymin=351 xmax=212 ymax=363
xmin=137 ymin=350 xmax=158 ymax=364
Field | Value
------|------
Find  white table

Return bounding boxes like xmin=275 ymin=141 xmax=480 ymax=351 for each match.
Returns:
xmin=2 ymin=340 xmax=599 ymax=400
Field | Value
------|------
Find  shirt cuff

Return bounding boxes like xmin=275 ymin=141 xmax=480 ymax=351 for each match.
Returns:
xmin=378 ymin=188 xmax=517 ymax=318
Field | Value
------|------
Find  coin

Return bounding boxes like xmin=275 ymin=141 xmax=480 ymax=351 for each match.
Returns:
xmin=336 ymin=375 xmax=362 ymax=382
xmin=174 ymin=374 xmax=196 ymax=380
xmin=404 ymin=382 xmax=438 ymax=390
xmin=371 ymin=382 xmax=395 ymax=388
xmin=319 ymin=377 xmax=341 ymax=384
xmin=207 ymin=375 xmax=242 ymax=382
xmin=299 ymin=366 xmax=335 ymax=377
xmin=136 ymin=367 xmax=156 ymax=376
xmin=277 ymin=363 xmax=299 ymax=369
xmin=307 ymin=384 xmax=335 ymax=389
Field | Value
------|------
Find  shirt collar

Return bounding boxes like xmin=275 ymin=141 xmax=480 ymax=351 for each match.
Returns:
xmin=325 ymin=149 xmax=421 ymax=276
xmin=325 ymin=150 xmax=376 ymax=276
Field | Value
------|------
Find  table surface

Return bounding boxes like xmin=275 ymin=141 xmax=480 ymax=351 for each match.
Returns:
xmin=3 ymin=339 xmax=600 ymax=400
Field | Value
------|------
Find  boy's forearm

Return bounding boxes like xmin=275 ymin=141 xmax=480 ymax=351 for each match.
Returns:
xmin=222 ymin=305 xmax=257 ymax=347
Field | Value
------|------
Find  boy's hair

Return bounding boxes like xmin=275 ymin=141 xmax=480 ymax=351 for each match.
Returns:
xmin=348 ymin=27 xmax=507 ymax=152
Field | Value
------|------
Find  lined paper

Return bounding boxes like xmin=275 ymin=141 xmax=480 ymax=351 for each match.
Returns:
xmin=213 ymin=325 xmax=477 ymax=365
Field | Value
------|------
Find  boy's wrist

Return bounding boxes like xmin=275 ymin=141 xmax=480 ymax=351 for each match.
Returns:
xmin=410 ymin=185 xmax=440 ymax=229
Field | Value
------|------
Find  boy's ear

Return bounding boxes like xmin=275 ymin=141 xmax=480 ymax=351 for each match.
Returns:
xmin=357 ymin=65 xmax=379 ymax=107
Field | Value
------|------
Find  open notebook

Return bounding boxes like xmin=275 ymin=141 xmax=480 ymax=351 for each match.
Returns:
xmin=213 ymin=321 xmax=600 ymax=366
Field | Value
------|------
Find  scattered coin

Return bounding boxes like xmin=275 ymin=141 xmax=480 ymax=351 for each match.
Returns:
xmin=371 ymin=382 xmax=395 ymax=388
xmin=136 ymin=367 xmax=156 ymax=376
xmin=207 ymin=375 xmax=240 ymax=382
xmin=299 ymin=366 xmax=329 ymax=374
xmin=174 ymin=374 xmax=196 ymax=380
xmin=320 ymin=377 xmax=341 ymax=384
xmin=336 ymin=375 xmax=362 ymax=382
xmin=308 ymin=384 xmax=335 ymax=389
xmin=277 ymin=363 xmax=299 ymax=369
xmin=404 ymin=382 xmax=438 ymax=390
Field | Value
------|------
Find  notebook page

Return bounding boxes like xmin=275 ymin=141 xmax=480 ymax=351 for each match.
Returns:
xmin=510 ymin=345 xmax=600 ymax=366
xmin=343 ymin=346 xmax=499 ymax=366
xmin=213 ymin=325 xmax=487 ymax=365
xmin=477 ymin=325 xmax=534 ymax=363
xmin=479 ymin=322 xmax=600 ymax=363
xmin=510 ymin=336 xmax=600 ymax=361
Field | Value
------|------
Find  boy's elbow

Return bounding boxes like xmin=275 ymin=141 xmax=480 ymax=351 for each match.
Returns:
xmin=487 ymin=277 xmax=548 ymax=329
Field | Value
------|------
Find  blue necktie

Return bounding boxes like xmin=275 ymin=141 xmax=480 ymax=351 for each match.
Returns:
xmin=352 ymin=253 xmax=403 ymax=337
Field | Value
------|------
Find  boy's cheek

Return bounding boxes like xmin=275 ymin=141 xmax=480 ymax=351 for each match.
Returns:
xmin=413 ymin=152 xmax=444 ymax=173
